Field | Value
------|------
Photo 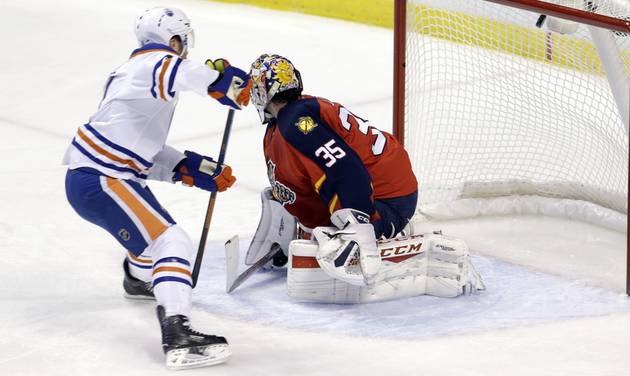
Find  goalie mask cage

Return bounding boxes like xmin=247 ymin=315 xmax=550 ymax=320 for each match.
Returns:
xmin=393 ymin=0 xmax=630 ymax=295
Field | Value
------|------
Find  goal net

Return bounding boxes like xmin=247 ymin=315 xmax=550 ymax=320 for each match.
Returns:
xmin=404 ymin=0 xmax=630 ymax=227
xmin=394 ymin=0 xmax=629 ymax=291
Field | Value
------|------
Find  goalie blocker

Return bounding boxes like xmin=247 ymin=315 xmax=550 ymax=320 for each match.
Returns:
xmin=287 ymin=233 xmax=485 ymax=304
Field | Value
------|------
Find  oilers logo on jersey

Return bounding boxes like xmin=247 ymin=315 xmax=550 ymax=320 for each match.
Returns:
xmin=266 ymin=160 xmax=296 ymax=206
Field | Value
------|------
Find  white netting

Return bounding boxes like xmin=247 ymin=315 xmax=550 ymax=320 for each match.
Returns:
xmin=405 ymin=0 xmax=629 ymax=219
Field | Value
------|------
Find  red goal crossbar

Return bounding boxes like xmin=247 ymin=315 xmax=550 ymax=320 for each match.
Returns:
xmin=392 ymin=0 xmax=630 ymax=296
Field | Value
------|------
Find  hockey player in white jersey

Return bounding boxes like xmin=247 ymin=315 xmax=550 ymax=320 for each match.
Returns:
xmin=63 ymin=7 xmax=249 ymax=369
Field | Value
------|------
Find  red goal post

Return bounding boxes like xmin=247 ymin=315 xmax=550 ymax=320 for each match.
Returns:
xmin=393 ymin=0 xmax=630 ymax=295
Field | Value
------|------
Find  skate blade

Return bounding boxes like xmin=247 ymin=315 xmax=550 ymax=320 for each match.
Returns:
xmin=123 ymin=292 xmax=156 ymax=301
xmin=165 ymin=344 xmax=231 ymax=370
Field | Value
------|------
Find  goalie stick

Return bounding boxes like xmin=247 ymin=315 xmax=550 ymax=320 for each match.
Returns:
xmin=192 ymin=109 xmax=235 ymax=288
xmin=224 ymin=235 xmax=282 ymax=293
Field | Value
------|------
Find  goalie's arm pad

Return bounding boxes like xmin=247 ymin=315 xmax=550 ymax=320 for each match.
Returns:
xmin=245 ymin=187 xmax=297 ymax=265
xmin=276 ymin=99 xmax=375 ymax=218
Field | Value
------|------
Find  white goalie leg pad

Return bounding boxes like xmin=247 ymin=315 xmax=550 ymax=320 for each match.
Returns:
xmin=422 ymin=234 xmax=486 ymax=297
xmin=245 ymin=187 xmax=296 ymax=265
xmin=287 ymin=233 xmax=485 ymax=303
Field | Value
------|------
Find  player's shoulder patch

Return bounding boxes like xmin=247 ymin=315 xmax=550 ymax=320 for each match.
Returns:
xmin=278 ymin=97 xmax=321 ymax=136
xmin=295 ymin=116 xmax=318 ymax=135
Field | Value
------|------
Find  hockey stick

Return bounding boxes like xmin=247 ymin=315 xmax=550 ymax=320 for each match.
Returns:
xmin=192 ymin=109 xmax=235 ymax=288
xmin=224 ymin=236 xmax=282 ymax=293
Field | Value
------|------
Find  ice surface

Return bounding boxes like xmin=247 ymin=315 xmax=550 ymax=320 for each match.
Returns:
xmin=199 ymin=240 xmax=630 ymax=340
xmin=1 ymin=0 xmax=629 ymax=375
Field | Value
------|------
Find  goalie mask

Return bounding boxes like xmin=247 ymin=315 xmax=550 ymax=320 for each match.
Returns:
xmin=249 ymin=54 xmax=303 ymax=124
xmin=135 ymin=7 xmax=195 ymax=56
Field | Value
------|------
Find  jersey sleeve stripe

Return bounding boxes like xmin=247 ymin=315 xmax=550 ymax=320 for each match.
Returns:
xmin=150 ymin=59 xmax=164 ymax=99
xmin=77 ymin=128 xmax=143 ymax=172
xmin=83 ymin=124 xmax=153 ymax=167
xmin=105 ymin=177 xmax=169 ymax=241
xmin=101 ymin=74 xmax=115 ymax=105
xmin=167 ymin=57 xmax=182 ymax=98
xmin=158 ymin=56 xmax=173 ymax=101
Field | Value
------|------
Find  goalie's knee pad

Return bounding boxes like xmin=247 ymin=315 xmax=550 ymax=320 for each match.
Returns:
xmin=245 ymin=187 xmax=297 ymax=266
xmin=287 ymin=233 xmax=485 ymax=303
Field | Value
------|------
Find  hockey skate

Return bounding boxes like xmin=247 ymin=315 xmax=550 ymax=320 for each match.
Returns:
xmin=157 ymin=305 xmax=231 ymax=370
xmin=122 ymin=259 xmax=155 ymax=300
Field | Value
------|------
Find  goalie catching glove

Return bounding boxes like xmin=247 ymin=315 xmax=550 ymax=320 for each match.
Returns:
xmin=206 ymin=58 xmax=252 ymax=110
xmin=173 ymin=151 xmax=236 ymax=192
xmin=312 ymin=209 xmax=381 ymax=286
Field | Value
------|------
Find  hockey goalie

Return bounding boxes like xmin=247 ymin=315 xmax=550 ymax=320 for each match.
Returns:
xmin=236 ymin=53 xmax=484 ymax=302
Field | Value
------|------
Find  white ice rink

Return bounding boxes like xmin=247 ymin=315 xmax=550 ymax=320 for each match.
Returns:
xmin=2 ymin=0 xmax=630 ymax=375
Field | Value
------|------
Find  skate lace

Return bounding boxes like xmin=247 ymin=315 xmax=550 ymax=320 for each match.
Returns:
xmin=182 ymin=321 xmax=207 ymax=337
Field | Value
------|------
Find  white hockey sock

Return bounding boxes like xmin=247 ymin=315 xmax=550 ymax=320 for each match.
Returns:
xmin=154 ymin=282 xmax=192 ymax=317
xmin=144 ymin=225 xmax=194 ymax=317
xmin=127 ymin=253 xmax=153 ymax=282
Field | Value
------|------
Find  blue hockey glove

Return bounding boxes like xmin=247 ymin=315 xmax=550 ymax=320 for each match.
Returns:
xmin=206 ymin=58 xmax=252 ymax=109
xmin=173 ymin=151 xmax=236 ymax=192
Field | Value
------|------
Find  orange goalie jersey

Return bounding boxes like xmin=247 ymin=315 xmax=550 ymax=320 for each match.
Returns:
xmin=263 ymin=95 xmax=418 ymax=229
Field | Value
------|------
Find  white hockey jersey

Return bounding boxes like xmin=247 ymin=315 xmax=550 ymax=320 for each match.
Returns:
xmin=62 ymin=43 xmax=221 ymax=182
